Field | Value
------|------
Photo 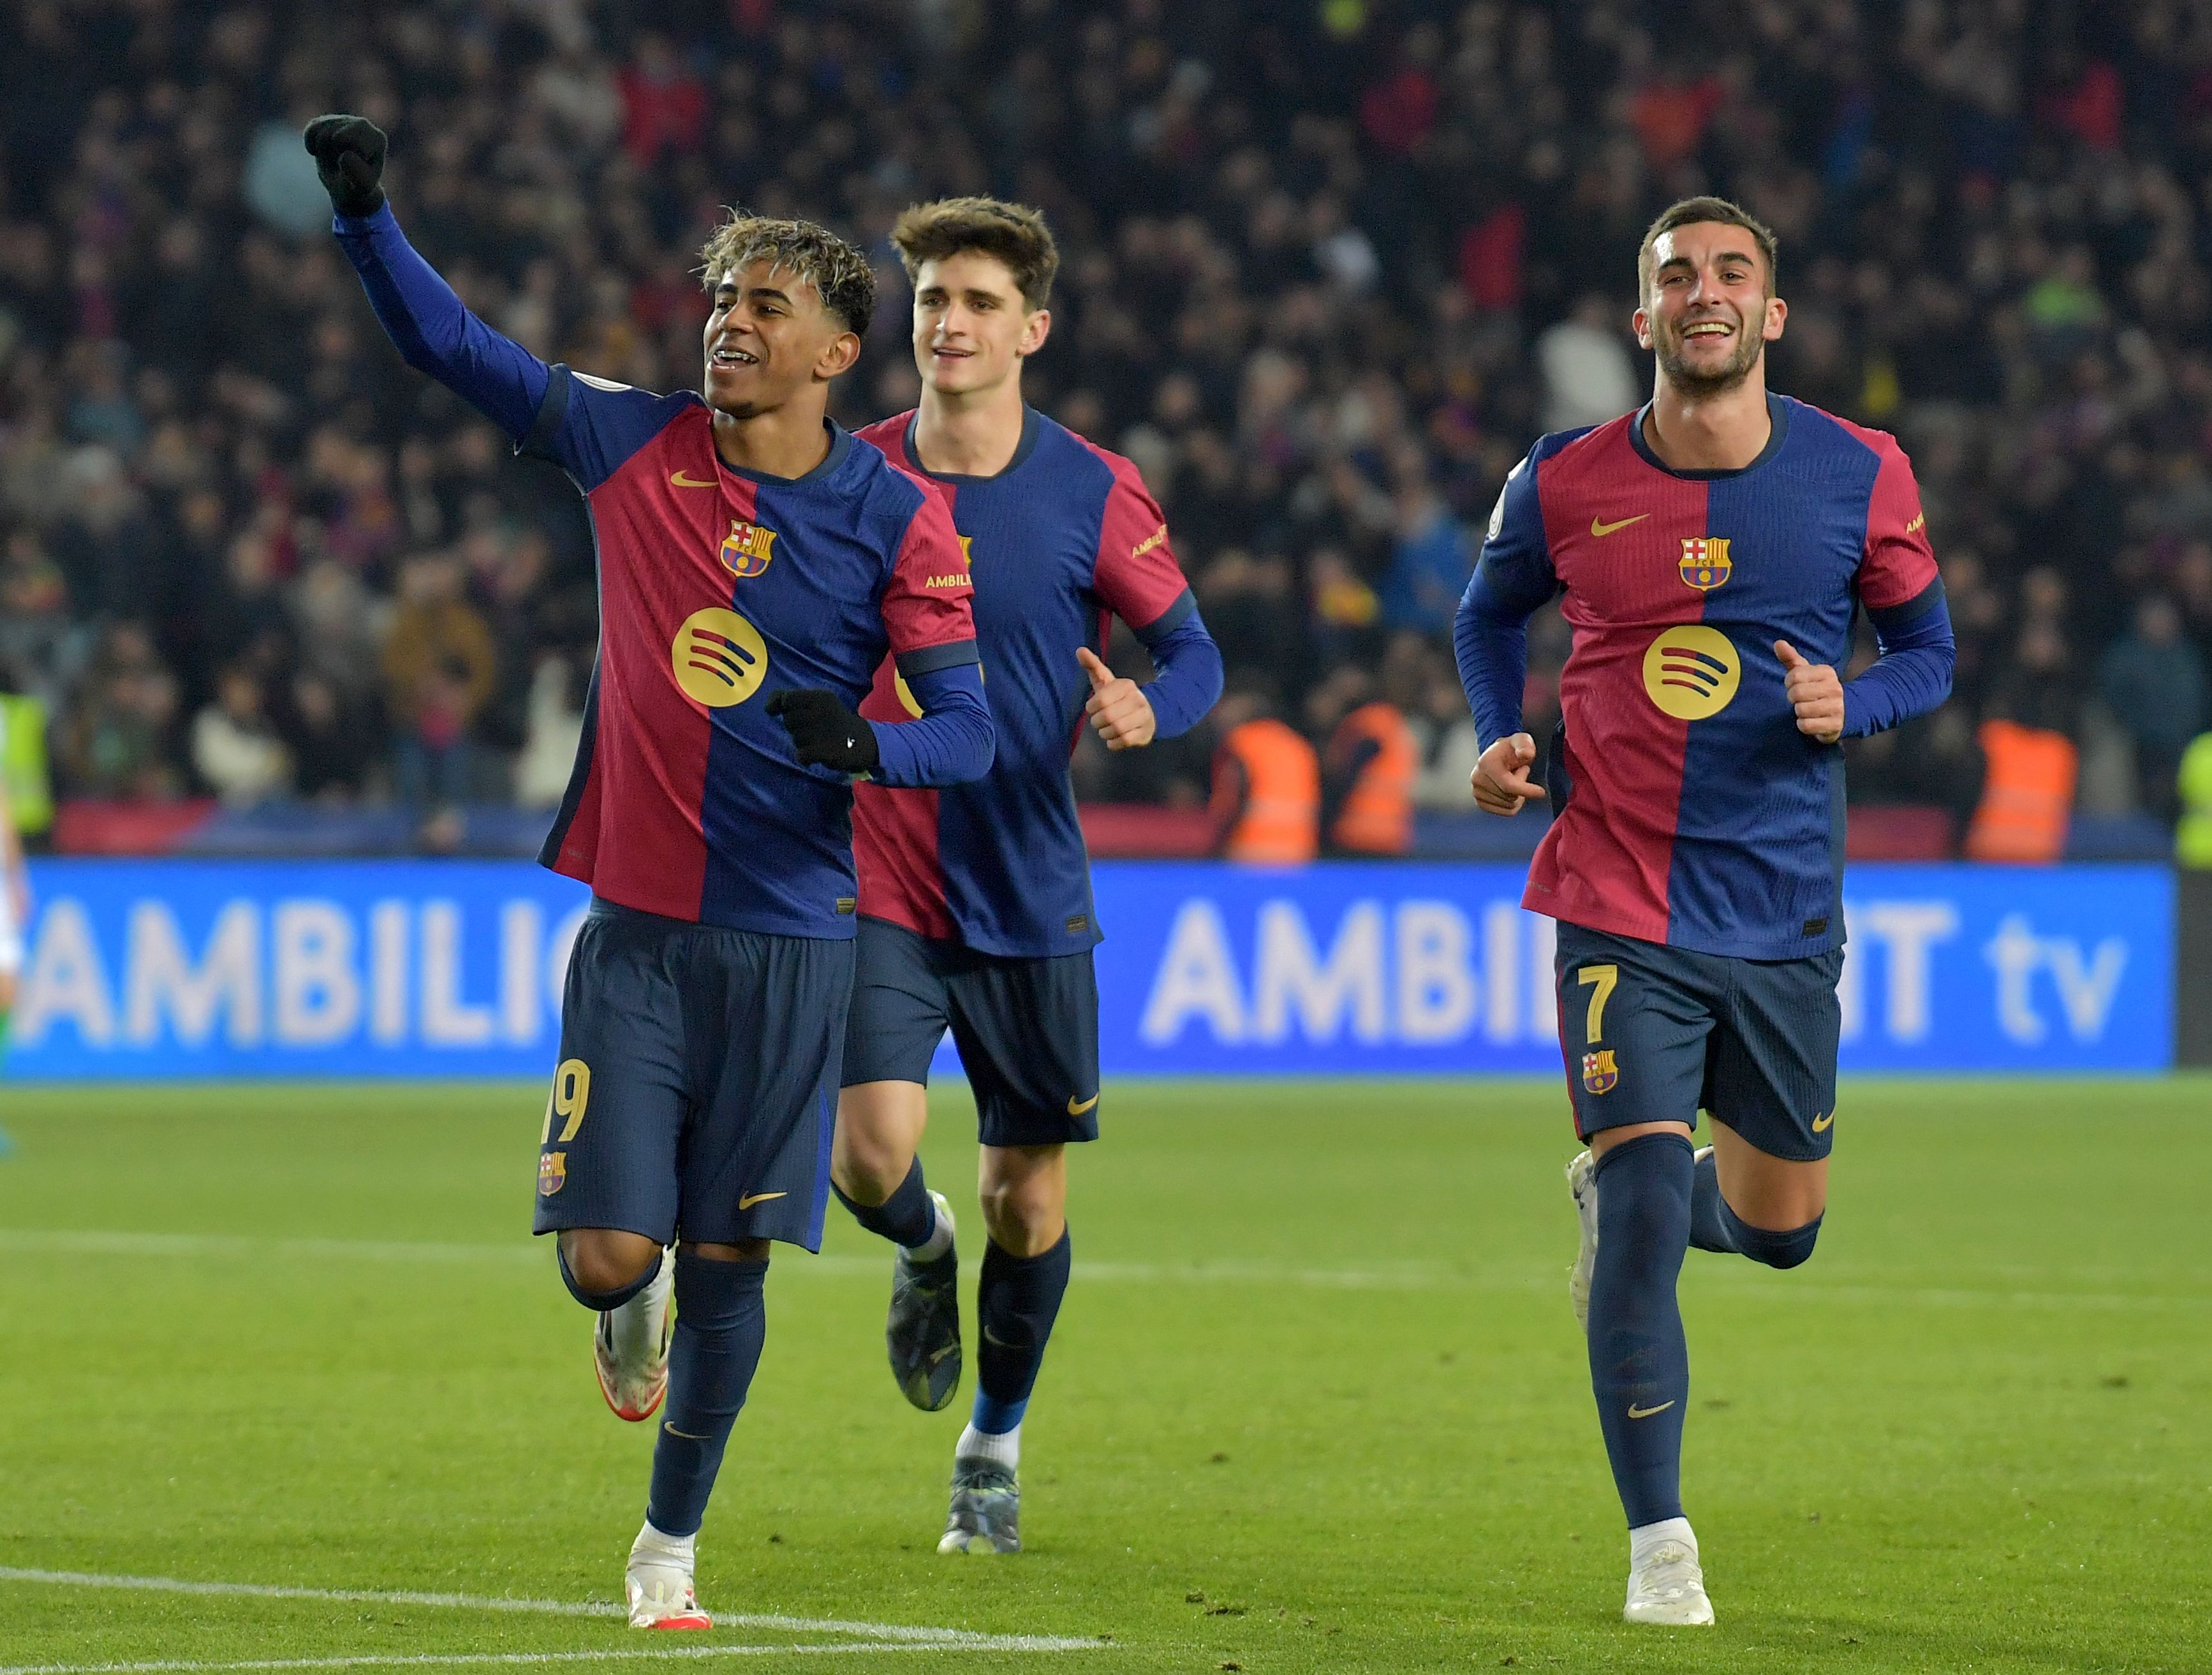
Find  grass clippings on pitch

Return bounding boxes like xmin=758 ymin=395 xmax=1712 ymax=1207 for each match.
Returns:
xmin=0 ymin=1077 xmax=2206 ymax=1673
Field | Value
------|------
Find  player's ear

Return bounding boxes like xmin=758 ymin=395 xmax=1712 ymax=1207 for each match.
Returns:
xmin=1631 ymin=304 xmax=1653 ymax=350
xmin=1762 ymin=295 xmax=1787 ymax=341
xmin=1019 ymin=307 xmax=1052 ymax=358
xmin=816 ymin=328 xmax=864 ymax=381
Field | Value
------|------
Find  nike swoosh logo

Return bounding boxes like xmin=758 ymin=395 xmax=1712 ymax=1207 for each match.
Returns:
xmin=1590 ymin=513 xmax=1650 ymax=538
xmin=669 ymin=469 xmax=717 ymax=488
xmin=1811 ymin=1112 xmax=1834 ymax=1132
xmin=663 ymin=1422 xmax=711 ymax=1440
xmin=1066 ymin=1093 xmax=1100 ymax=1116
xmin=1627 ymin=1400 xmax=1676 ymax=1420
xmin=738 ymin=1191 xmax=786 ymax=1209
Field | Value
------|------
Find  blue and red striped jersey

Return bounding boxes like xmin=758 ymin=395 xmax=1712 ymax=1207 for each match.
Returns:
xmin=525 ymin=375 xmax=981 ymax=936
xmin=850 ymin=409 xmax=1218 ymax=956
xmin=1459 ymin=394 xmax=1950 ymax=959
xmin=332 ymin=204 xmax=991 ymax=939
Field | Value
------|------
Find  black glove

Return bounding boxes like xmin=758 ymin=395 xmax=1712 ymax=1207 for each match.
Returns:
xmin=768 ymin=689 xmax=880 ymax=774
xmin=303 ymin=114 xmax=388 ymax=218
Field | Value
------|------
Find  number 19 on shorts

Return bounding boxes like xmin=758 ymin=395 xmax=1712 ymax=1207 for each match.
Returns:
xmin=538 ymin=1058 xmax=591 ymax=1197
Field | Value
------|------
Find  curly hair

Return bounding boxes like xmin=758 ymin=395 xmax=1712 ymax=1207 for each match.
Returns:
xmin=889 ymin=196 xmax=1059 ymax=310
xmin=698 ymin=209 xmax=876 ymax=337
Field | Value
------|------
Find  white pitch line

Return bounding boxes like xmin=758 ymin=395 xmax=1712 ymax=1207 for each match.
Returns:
xmin=2 ymin=1227 xmax=2204 ymax=1313
xmin=1697 ymin=1279 xmax=2212 ymax=1315
xmin=0 ymin=1569 xmax=616 ymax=1620
xmin=0 ymin=1231 xmax=545 ymax=1267
xmin=0 ymin=1571 xmax=1100 ymax=1655
xmin=0 ymin=1229 xmax=1512 ymax=1291
xmin=0 ymin=1645 xmax=1070 ymax=1675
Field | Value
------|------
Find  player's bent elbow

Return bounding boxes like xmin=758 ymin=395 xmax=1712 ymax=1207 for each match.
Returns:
xmin=950 ymin=714 xmax=996 ymax=783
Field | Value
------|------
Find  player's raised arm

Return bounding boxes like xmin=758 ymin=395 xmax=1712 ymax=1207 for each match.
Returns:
xmin=307 ymin=115 xmax=549 ymax=443
xmin=1081 ymin=460 xmax=1223 ymax=750
xmin=1454 ymin=448 xmax=1563 ymax=814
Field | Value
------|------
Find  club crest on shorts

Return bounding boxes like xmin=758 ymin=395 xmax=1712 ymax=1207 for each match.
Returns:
xmin=1680 ymin=536 xmax=1732 ymax=591
xmin=1581 ymin=1049 xmax=1619 ymax=1095
xmin=719 ymin=518 xmax=778 ymax=577
xmin=538 ymin=1149 xmax=568 ymax=1196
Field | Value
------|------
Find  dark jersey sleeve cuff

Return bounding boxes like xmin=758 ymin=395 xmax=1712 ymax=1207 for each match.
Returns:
xmin=894 ymin=638 xmax=981 ymax=677
xmin=1867 ymin=573 xmax=1945 ymax=635
xmin=1130 ymin=587 xmax=1197 ymax=646
xmin=517 ymin=362 xmax=572 ymax=462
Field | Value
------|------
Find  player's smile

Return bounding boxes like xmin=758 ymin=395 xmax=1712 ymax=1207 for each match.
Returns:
xmin=703 ymin=320 xmax=771 ymax=399
xmin=908 ymin=251 xmax=1049 ymax=402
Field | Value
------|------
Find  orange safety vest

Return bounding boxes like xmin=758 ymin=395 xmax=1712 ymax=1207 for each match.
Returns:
xmin=1965 ymin=719 xmax=2077 ymax=863
xmin=1214 ymin=719 xmax=1320 ymax=863
xmin=1328 ymin=701 xmax=1416 ymax=855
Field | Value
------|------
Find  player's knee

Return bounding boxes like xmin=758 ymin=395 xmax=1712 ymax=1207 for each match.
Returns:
xmin=977 ymin=1176 xmax=1062 ymax=1255
xmin=830 ymin=1126 xmax=912 ymax=1203
xmin=557 ymin=1229 xmax=663 ymax=1306
xmin=1721 ymin=1202 xmax=1823 ymax=1270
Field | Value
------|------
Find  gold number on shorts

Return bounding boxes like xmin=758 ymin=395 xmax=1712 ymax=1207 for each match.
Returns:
xmin=542 ymin=1058 xmax=592 ymax=1144
xmin=1577 ymin=965 xmax=1619 ymax=1044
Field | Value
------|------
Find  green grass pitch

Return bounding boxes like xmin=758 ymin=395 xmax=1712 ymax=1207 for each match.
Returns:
xmin=0 ymin=1077 xmax=2206 ymax=1673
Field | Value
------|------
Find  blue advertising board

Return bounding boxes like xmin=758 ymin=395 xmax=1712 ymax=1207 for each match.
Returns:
xmin=5 ymin=859 xmax=2174 ymax=1081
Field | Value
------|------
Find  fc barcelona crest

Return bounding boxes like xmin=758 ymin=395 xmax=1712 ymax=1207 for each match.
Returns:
xmin=1680 ymin=536 xmax=1731 ymax=591
xmin=719 ymin=519 xmax=778 ymax=578
xmin=1581 ymin=1049 xmax=1619 ymax=1096
xmin=538 ymin=1149 xmax=568 ymax=1196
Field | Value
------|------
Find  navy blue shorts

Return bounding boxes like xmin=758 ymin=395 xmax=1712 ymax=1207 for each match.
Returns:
xmin=841 ymin=917 xmax=1102 ymax=1147
xmin=1553 ymin=921 xmax=1843 ymax=1162
xmin=532 ymin=899 xmax=855 ymax=1251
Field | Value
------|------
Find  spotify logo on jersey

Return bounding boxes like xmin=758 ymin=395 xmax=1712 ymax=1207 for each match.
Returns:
xmin=672 ymin=607 xmax=767 ymax=707
xmin=1642 ymin=626 xmax=1741 ymax=720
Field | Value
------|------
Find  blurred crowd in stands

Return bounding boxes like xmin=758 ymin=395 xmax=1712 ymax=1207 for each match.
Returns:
xmin=5 ymin=0 xmax=2212 ymax=853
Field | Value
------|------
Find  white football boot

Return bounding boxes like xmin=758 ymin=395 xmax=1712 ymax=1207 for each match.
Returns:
xmin=594 ymin=1250 xmax=674 ymax=1422
xmin=1566 ymin=1149 xmax=1599 ymax=1332
xmin=1623 ymin=1521 xmax=1716 ymax=1626
xmin=626 ymin=1522 xmax=710 ymax=1630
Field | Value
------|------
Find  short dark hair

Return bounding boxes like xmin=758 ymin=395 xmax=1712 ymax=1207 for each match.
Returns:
xmin=889 ymin=196 xmax=1059 ymax=310
xmin=699 ymin=209 xmax=876 ymax=337
xmin=1637 ymin=196 xmax=1779 ymax=298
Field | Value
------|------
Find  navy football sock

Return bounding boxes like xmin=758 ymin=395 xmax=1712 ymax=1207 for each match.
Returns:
xmin=971 ymin=1229 xmax=1072 ymax=1435
xmin=557 ymin=1242 xmax=661 ymax=1311
xmin=1720 ymin=1200 xmax=1823 ymax=1269
xmin=1588 ymin=1134 xmax=1693 ymax=1530
xmin=1687 ymin=1146 xmax=1739 ymax=1253
xmin=645 ymin=1251 xmax=768 ymax=1539
xmin=833 ymin=1156 xmax=936 ymax=1249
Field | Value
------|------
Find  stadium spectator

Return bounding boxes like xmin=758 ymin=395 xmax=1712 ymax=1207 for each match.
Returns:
xmin=1209 ymin=684 xmax=1320 ymax=863
xmin=191 ymin=665 xmax=292 ymax=806
xmin=274 ymin=668 xmax=376 ymax=804
xmin=1411 ymin=660 xmax=1484 ymax=814
xmin=2099 ymin=594 xmax=2209 ymax=822
xmin=1538 ymin=295 xmax=1642 ymax=433
xmin=54 ymin=624 xmax=183 ymax=803
xmin=380 ymin=553 xmax=495 ymax=836
xmin=1322 ymin=686 xmax=1417 ymax=857
xmin=514 ymin=651 xmax=587 ymax=813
